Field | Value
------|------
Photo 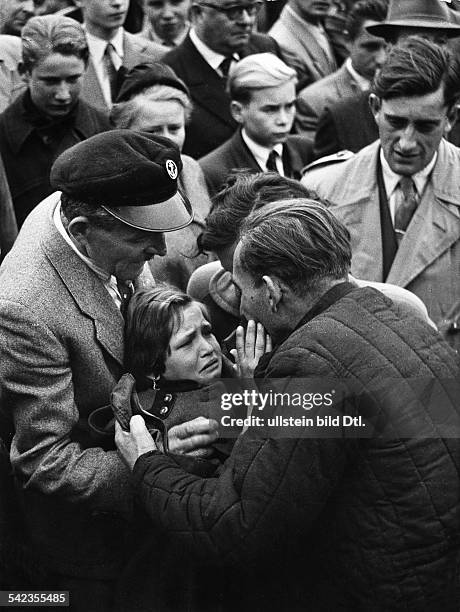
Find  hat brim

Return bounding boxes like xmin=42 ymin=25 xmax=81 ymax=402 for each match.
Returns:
xmin=367 ymin=20 xmax=460 ymax=37
xmin=102 ymin=190 xmax=193 ymax=232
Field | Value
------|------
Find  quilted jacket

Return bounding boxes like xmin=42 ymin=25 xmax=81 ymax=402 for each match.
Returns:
xmin=128 ymin=284 xmax=460 ymax=611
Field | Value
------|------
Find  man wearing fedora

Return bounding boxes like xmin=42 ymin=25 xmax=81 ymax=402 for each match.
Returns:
xmin=313 ymin=0 xmax=460 ymax=159
xmin=0 ymin=130 xmax=218 ymax=609
xmin=304 ymin=36 xmax=460 ymax=351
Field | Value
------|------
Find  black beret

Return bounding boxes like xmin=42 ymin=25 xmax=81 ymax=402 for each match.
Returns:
xmin=50 ymin=130 xmax=193 ymax=232
xmin=115 ymin=62 xmax=190 ymax=103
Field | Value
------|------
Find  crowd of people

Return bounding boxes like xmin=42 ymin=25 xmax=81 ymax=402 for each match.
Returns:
xmin=0 ymin=0 xmax=459 ymax=610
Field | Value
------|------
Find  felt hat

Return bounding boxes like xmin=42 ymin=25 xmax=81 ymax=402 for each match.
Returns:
xmin=115 ymin=62 xmax=190 ymax=103
xmin=367 ymin=0 xmax=460 ymax=39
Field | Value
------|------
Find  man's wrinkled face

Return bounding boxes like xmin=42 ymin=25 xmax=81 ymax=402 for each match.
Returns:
xmin=371 ymin=86 xmax=453 ymax=176
xmin=194 ymin=0 xmax=258 ymax=55
xmin=26 ymin=52 xmax=85 ymax=117
xmin=144 ymin=0 xmax=190 ymax=43
xmin=232 ymin=242 xmax=274 ymax=333
xmin=349 ymin=20 xmax=387 ymax=81
xmin=80 ymin=221 xmax=167 ymax=281
xmin=2 ymin=0 xmax=34 ymax=35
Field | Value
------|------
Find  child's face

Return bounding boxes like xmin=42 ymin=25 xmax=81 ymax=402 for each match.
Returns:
xmin=163 ymin=303 xmax=222 ymax=385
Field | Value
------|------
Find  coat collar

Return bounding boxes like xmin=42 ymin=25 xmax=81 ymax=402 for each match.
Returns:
xmin=3 ymin=92 xmax=100 ymax=155
xmin=40 ymin=194 xmax=126 ymax=366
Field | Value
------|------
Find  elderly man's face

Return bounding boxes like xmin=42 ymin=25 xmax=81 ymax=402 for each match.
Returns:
xmin=1 ymin=0 xmax=34 ymax=35
xmin=370 ymin=85 xmax=453 ymax=176
xmin=26 ymin=52 xmax=86 ymax=117
xmin=193 ymin=0 xmax=260 ymax=55
xmin=232 ymin=241 xmax=276 ymax=334
xmin=80 ymin=221 xmax=167 ymax=281
xmin=144 ymin=0 xmax=190 ymax=43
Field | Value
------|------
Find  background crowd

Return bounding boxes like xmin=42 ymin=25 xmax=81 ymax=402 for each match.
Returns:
xmin=0 ymin=0 xmax=459 ymax=610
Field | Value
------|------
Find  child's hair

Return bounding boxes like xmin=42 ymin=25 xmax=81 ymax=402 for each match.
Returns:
xmin=125 ymin=285 xmax=207 ymax=383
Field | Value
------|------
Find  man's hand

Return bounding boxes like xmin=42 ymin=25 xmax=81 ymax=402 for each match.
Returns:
xmin=168 ymin=416 xmax=219 ymax=458
xmin=231 ymin=320 xmax=272 ymax=378
xmin=115 ymin=415 xmax=157 ymax=471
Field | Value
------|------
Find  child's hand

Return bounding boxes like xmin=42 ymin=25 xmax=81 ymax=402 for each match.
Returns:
xmin=231 ymin=320 xmax=272 ymax=378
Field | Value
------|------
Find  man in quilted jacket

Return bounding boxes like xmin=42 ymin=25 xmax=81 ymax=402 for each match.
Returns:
xmin=116 ymin=199 xmax=460 ymax=611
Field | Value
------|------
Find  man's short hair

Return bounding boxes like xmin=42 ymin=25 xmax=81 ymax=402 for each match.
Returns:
xmin=60 ymin=193 xmax=121 ymax=231
xmin=238 ymin=199 xmax=352 ymax=293
xmin=228 ymin=52 xmax=297 ymax=104
xmin=346 ymin=0 xmax=388 ymax=40
xmin=372 ymin=35 xmax=460 ymax=108
xmin=21 ymin=14 xmax=89 ymax=73
xmin=200 ymin=172 xmax=317 ymax=253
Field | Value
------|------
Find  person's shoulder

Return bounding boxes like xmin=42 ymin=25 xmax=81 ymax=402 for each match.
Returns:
xmin=123 ymin=30 xmax=166 ymax=59
xmin=298 ymin=68 xmax=341 ymax=100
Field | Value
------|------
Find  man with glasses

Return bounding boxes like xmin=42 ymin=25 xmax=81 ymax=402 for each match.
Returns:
xmin=162 ymin=0 xmax=281 ymax=158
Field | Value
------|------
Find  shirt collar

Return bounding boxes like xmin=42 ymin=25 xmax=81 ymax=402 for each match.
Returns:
xmin=380 ymin=147 xmax=438 ymax=197
xmin=242 ymin=129 xmax=283 ymax=169
xmin=189 ymin=27 xmax=238 ymax=70
xmin=344 ymin=57 xmax=370 ymax=92
xmin=85 ymin=27 xmax=124 ymax=64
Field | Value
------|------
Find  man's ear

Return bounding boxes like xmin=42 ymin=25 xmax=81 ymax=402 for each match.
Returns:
xmin=262 ymin=275 xmax=282 ymax=313
xmin=444 ymin=104 xmax=458 ymax=134
xmin=68 ymin=216 xmax=92 ymax=247
xmin=369 ymin=93 xmax=381 ymax=120
xmin=230 ymin=100 xmax=244 ymax=124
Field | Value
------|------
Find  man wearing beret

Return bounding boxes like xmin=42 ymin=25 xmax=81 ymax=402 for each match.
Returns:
xmin=0 ymin=130 xmax=218 ymax=610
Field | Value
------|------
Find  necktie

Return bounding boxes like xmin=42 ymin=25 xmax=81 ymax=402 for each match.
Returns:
xmin=266 ymin=150 xmax=280 ymax=173
xmin=103 ymin=43 xmax=118 ymax=101
xmin=116 ymin=279 xmax=133 ymax=317
xmin=394 ymin=176 xmax=418 ymax=244
xmin=219 ymin=56 xmax=233 ymax=79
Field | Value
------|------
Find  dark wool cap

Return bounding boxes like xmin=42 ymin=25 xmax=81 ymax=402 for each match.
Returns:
xmin=116 ymin=62 xmax=190 ymax=103
xmin=50 ymin=130 xmax=193 ymax=232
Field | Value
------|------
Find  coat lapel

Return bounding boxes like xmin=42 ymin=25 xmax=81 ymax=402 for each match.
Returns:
xmin=41 ymin=198 xmax=125 ymax=366
xmin=181 ymin=35 xmax=235 ymax=128
xmin=81 ymin=58 xmax=108 ymax=112
xmin=387 ymin=142 xmax=460 ymax=286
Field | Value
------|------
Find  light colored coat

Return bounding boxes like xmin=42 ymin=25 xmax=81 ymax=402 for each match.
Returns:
xmin=303 ymin=139 xmax=460 ymax=348
xmin=295 ymin=63 xmax=361 ymax=138
xmin=269 ymin=6 xmax=336 ymax=89
xmin=0 ymin=193 xmax=154 ymax=578
xmin=80 ymin=30 xmax=166 ymax=112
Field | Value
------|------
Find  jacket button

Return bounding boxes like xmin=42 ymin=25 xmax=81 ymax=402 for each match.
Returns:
xmin=160 ymin=406 xmax=169 ymax=415
xmin=164 ymin=394 xmax=173 ymax=402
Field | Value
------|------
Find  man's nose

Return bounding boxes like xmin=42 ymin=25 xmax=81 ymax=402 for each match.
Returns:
xmin=54 ymin=82 xmax=71 ymax=101
xmin=375 ymin=46 xmax=387 ymax=67
xmin=23 ymin=0 xmax=35 ymax=14
xmin=145 ymin=233 xmax=166 ymax=257
xmin=161 ymin=4 xmax=174 ymax=18
xmin=237 ymin=7 xmax=255 ymax=25
xmin=398 ymin=126 xmax=417 ymax=151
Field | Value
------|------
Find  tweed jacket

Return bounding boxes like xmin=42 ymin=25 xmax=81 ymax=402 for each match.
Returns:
xmin=128 ymin=285 xmax=460 ymax=610
xmin=303 ymin=139 xmax=460 ymax=348
xmin=0 ymin=193 xmax=155 ymax=578
xmin=162 ymin=33 xmax=281 ymax=159
xmin=199 ymin=129 xmax=313 ymax=195
xmin=295 ymin=63 xmax=361 ymax=138
xmin=269 ymin=6 xmax=336 ymax=90
xmin=80 ymin=30 xmax=166 ymax=112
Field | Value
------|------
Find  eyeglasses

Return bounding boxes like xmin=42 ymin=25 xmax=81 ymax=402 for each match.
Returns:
xmin=199 ymin=1 xmax=262 ymax=20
